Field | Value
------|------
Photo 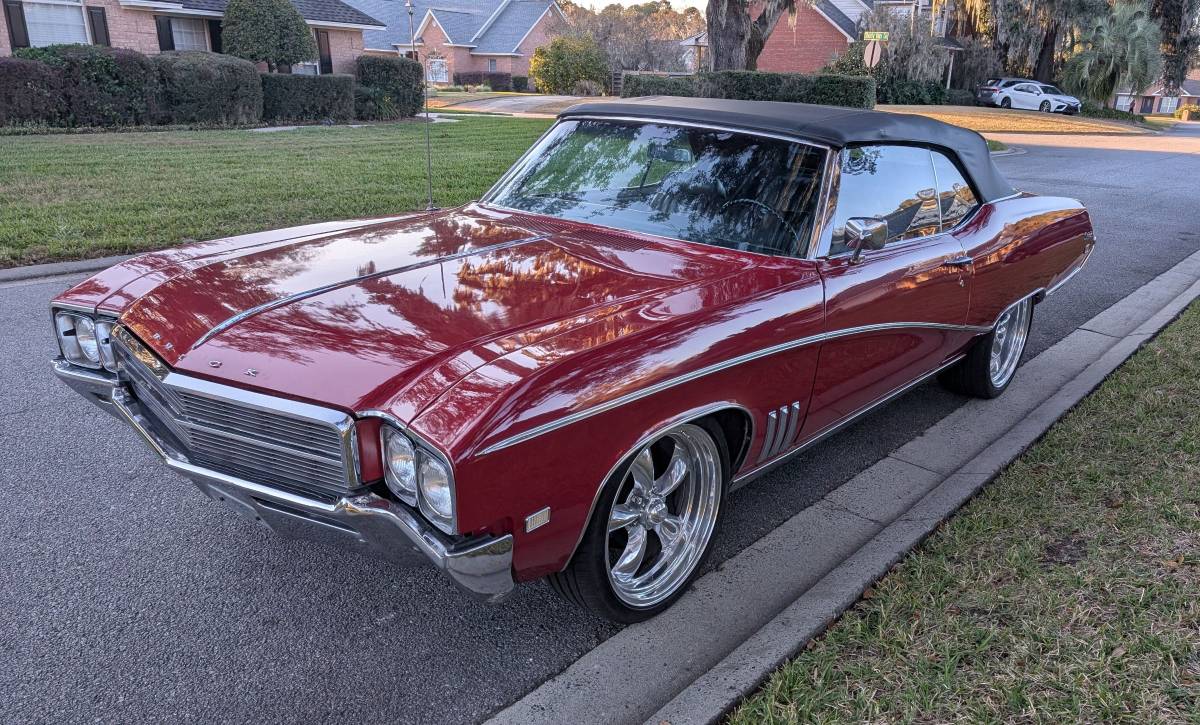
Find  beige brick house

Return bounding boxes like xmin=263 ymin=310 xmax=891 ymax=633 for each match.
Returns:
xmin=345 ymin=0 xmax=562 ymax=82
xmin=1 ymin=0 xmax=384 ymax=74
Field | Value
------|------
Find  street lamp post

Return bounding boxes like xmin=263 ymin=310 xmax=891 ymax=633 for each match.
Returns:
xmin=406 ymin=0 xmax=435 ymax=212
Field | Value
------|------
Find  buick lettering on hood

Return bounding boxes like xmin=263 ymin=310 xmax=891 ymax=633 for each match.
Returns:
xmin=50 ymin=99 xmax=1094 ymax=622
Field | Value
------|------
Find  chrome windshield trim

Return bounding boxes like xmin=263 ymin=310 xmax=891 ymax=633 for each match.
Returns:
xmin=190 ymin=234 xmax=547 ymax=351
xmin=477 ymin=320 xmax=992 ymax=456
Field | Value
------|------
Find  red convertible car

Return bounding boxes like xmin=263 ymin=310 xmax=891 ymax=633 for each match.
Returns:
xmin=51 ymin=98 xmax=1093 ymax=622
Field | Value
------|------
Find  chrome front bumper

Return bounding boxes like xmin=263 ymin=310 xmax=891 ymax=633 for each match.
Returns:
xmin=51 ymin=359 xmax=515 ymax=601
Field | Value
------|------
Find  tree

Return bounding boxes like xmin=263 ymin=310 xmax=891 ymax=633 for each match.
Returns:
xmin=705 ymin=0 xmax=805 ymax=71
xmin=223 ymin=0 xmax=317 ymax=73
xmin=559 ymin=1 xmax=705 ymax=72
xmin=1150 ymin=0 xmax=1200 ymax=93
xmin=1061 ymin=1 xmax=1163 ymax=104
xmin=529 ymin=36 xmax=610 ymax=94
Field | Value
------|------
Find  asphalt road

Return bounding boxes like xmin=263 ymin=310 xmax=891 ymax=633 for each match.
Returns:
xmin=2 ymin=123 xmax=1198 ymax=724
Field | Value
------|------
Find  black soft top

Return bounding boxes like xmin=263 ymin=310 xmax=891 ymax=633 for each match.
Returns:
xmin=559 ymin=96 xmax=1016 ymax=202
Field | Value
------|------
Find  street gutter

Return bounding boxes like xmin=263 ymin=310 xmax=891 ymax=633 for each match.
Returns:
xmin=487 ymin=248 xmax=1200 ymax=725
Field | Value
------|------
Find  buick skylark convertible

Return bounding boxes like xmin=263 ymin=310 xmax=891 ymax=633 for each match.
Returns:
xmin=51 ymin=98 xmax=1094 ymax=622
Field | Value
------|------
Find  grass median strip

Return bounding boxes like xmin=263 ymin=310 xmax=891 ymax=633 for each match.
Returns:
xmin=0 ymin=117 xmax=552 ymax=267
xmin=730 ymin=303 xmax=1200 ymax=723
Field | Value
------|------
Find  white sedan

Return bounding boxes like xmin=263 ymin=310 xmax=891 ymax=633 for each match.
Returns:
xmin=996 ymin=82 xmax=1082 ymax=114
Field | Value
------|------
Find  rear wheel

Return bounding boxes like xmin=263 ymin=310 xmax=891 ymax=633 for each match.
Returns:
xmin=548 ymin=420 xmax=728 ymax=623
xmin=1000 ymin=97 xmax=1012 ymax=109
xmin=940 ymin=298 xmax=1033 ymax=398
xmin=1040 ymin=100 xmax=1052 ymax=112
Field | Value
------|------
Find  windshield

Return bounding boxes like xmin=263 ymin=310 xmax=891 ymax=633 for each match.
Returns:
xmin=486 ymin=119 xmax=827 ymax=257
xmin=1040 ymin=85 xmax=1063 ymax=95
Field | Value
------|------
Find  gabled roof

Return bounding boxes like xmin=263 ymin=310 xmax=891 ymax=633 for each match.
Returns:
xmin=1118 ymin=77 xmax=1200 ymax=97
xmin=140 ymin=0 xmax=384 ymax=28
xmin=345 ymin=0 xmax=557 ymax=53
xmin=815 ymin=1 xmax=856 ymax=40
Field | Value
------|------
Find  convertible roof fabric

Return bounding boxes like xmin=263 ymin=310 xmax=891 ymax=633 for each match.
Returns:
xmin=560 ymin=96 xmax=1017 ymax=203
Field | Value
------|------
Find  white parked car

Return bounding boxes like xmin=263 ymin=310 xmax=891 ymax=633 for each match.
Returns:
xmin=995 ymin=81 xmax=1081 ymax=114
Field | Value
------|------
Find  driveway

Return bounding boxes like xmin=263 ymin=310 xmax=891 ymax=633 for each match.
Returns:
xmin=2 ymin=124 xmax=1197 ymax=724
xmin=444 ymin=94 xmax=583 ymax=115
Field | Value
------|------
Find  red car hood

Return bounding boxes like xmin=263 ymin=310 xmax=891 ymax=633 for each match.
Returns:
xmin=117 ymin=206 xmax=753 ymax=415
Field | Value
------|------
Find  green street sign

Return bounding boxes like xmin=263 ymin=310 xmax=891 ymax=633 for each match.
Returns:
xmin=863 ymin=31 xmax=890 ymax=42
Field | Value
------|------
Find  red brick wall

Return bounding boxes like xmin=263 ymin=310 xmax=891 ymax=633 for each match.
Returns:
xmin=323 ymin=27 xmax=362 ymax=74
xmin=509 ymin=5 xmax=555 ymax=77
xmin=755 ymin=4 xmax=849 ymax=74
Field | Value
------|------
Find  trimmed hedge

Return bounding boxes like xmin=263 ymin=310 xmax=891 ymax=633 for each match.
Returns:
xmin=355 ymin=55 xmax=423 ymax=119
xmin=945 ymin=88 xmax=975 ymax=106
xmin=453 ymin=71 xmax=513 ymax=91
xmin=1080 ymin=101 xmax=1145 ymax=123
xmin=15 ymin=44 xmax=158 ymax=126
xmin=261 ymin=73 xmax=354 ymax=122
xmin=512 ymin=75 xmax=529 ymax=92
xmin=0 ymin=58 xmax=64 ymax=126
xmin=152 ymin=51 xmax=262 ymax=124
xmin=876 ymin=78 xmax=946 ymax=105
xmin=622 ymin=71 xmax=875 ymax=109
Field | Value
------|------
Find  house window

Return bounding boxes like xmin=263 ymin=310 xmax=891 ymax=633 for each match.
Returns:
xmin=1159 ymin=96 xmax=1179 ymax=113
xmin=427 ymin=57 xmax=449 ymax=83
xmin=23 ymin=0 xmax=89 ymax=47
xmin=170 ymin=16 xmax=208 ymax=50
xmin=1115 ymin=95 xmax=1133 ymax=111
xmin=488 ymin=58 xmax=497 ymax=72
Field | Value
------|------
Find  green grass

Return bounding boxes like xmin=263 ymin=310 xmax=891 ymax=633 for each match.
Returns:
xmin=731 ymin=303 xmax=1200 ymax=724
xmin=0 ymin=117 xmax=552 ymax=267
xmin=986 ymin=139 xmax=1008 ymax=152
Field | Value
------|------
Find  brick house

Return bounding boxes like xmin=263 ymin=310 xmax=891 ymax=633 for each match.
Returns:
xmin=682 ymin=0 xmax=942 ymax=74
xmin=1 ymin=0 xmax=384 ymax=74
xmin=1114 ymin=69 xmax=1200 ymax=114
xmin=345 ymin=0 xmax=563 ymax=82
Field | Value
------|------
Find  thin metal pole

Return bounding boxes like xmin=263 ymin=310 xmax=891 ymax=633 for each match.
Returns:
xmin=406 ymin=0 xmax=435 ymax=211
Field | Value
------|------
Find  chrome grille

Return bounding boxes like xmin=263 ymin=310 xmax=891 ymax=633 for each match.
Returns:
xmin=112 ymin=331 xmax=357 ymax=500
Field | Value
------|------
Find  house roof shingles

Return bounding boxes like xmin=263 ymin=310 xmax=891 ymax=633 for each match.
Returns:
xmin=174 ymin=0 xmax=383 ymax=27
xmin=344 ymin=0 xmax=554 ymax=53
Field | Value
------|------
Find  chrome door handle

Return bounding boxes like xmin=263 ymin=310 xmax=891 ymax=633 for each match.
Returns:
xmin=943 ymin=256 xmax=974 ymax=267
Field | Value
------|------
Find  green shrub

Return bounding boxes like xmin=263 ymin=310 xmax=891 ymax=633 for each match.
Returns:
xmin=15 ymin=44 xmax=158 ymax=126
xmin=355 ymin=55 xmax=423 ymax=119
xmin=152 ymin=51 xmax=261 ymax=125
xmin=1174 ymin=104 xmax=1199 ymax=120
xmin=0 ymin=57 xmax=64 ymax=126
xmin=530 ymin=36 xmax=609 ymax=95
xmin=512 ymin=75 xmax=528 ymax=92
xmin=621 ymin=70 xmax=875 ymax=109
xmin=261 ymin=73 xmax=354 ymax=123
xmin=945 ymin=88 xmax=975 ymax=106
xmin=1080 ymin=100 xmax=1144 ymax=123
xmin=453 ymin=71 xmax=512 ymax=91
xmin=876 ymin=78 xmax=946 ymax=105
xmin=223 ymin=0 xmax=316 ymax=72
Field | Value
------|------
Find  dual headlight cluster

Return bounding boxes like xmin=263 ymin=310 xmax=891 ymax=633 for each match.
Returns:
xmin=382 ymin=426 xmax=456 ymax=534
xmin=54 ymin=311 xmax=117 ymax=371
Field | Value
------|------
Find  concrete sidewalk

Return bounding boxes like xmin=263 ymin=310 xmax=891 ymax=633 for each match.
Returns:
xmin=489 ymin=248 xmax=1200 ymax=725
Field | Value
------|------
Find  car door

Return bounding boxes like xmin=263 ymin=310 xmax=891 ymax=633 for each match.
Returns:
xmin=800 ymin=144 xmax=974 ymax=439
xmin=1013 ymin=83 xmax=1039 ymax=109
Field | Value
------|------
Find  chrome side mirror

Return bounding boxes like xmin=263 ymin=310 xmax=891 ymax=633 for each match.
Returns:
xmin=845 ymin=217 xmax=888 ymax=262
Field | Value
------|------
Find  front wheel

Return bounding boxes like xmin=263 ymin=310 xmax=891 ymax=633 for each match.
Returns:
xmin=1040 ymin=101 xmax=1051 ymax=112
xmin=940 ymin=298 xmax=1033 ymax=398
xmin=548 ymin=420 xmax=728 ymax=623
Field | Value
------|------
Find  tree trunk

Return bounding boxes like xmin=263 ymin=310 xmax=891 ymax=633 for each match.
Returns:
xmin=706 ymin=0 xmax=795 ymax=71
xmin=1032 ymin=23 xmax=1058 ymax=82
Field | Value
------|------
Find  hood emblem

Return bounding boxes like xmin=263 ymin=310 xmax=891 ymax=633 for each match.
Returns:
xmin=244 ymin=369 xmax=259 ymax=377
xmin=208 ymin=360 xmax=222 ymax=368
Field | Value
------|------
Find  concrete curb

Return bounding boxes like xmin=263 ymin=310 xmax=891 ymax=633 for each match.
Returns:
xmin=487 ymin=247 xmax=1200 ymax=725
xmin=0 ymin=254 xmax=134 ymax=284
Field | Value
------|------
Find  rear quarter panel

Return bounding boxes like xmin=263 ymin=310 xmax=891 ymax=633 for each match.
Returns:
xmin=957 ymin=194 xmax=1094 ymax=326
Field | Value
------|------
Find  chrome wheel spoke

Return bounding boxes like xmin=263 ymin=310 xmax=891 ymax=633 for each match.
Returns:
xmin=608 ymin=504 xmax=641 ymax=532
xmin=629 ymin=448 xmax=655 ymax=495
xmin=611 ymin=526 xmax=647 ymax=581
xmin=654 ymin=514 xmax=685 ymax=549
xmin=988 ymin=299 xmax=1030 ymax=388
xmin=653 ymin=447 xmax=688 ymax=497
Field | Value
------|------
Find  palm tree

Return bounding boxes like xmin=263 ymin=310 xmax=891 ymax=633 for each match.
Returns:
xmin=1061 ymin=1 xmax=1164 ymax=105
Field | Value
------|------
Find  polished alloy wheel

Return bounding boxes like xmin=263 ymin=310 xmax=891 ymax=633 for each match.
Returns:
xmin=989 ymin=298 xmax=1031 ymax=388
xmin=605 ymin=424 xmax=722 ymax=608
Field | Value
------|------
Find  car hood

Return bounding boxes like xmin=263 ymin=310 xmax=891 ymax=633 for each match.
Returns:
xmin=116 ymin=205 xmax=753 ymax=415
xmin=1048 ymin=94 xmax=1079 ymax=104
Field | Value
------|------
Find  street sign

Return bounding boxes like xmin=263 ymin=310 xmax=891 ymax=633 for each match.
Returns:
xmin=863 ymin=40 xmax=884 ymax=68
xmin=863 ymin=31 xmax=890 ymax=42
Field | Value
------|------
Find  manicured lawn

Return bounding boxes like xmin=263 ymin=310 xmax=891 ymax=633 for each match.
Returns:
xmin=730 ymin=304 xmax=1200 ymax=723
xmin=882 ymin=104 xmax=1151 ymax=135
xmin=0 ymin=117 xmax=552 ymax=267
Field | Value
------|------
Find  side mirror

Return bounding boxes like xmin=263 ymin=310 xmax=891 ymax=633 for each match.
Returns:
xmin=845 ymin=217 xmax=888 ymax=262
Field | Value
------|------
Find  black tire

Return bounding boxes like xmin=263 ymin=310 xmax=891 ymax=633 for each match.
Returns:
xmin=940 ymin=301 xmax=1034 ymax=399
xmin=1000 ymin=97 xmax=1012 ymax=109
xmin=547 ymin=418 xmax=730 ymax=623
xmin=1040 ymin=101 xmax=1051 ymax=113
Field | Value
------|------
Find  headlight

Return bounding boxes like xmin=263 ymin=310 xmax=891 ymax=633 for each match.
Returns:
xmin=54 ymin=312 xmax=118 ymax=371
xmin=380 ymin=424 xmax=456 ymax=534
xmin=418 ymin=456 xmax=454 ymax=525
xmin=382 ymin=427 xmax=418 ymax=504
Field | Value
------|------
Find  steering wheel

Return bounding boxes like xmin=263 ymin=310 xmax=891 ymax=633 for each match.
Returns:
xmin=718 ymin=198 xmax=801 ymax=247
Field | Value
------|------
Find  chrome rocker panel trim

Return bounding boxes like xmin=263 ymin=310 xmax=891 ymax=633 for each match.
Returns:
xmin=50 ymin=359 xmax=515 ymax=602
